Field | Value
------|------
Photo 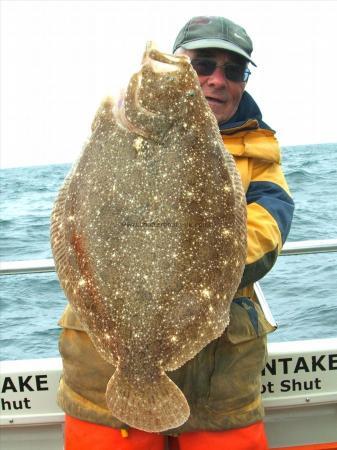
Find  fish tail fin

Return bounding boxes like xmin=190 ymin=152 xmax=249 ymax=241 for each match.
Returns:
xmin=106 ymin=366 xmax=190 ymax=432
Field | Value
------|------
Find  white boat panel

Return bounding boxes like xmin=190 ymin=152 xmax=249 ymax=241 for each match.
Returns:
xmin=0 ymin=424 xmax=63 ymax=450
xmin=265 ymin=403 xmax=337 ymax=447
xmin=262 ymin=339 xmax=337 ymax=408
xmin=0 ymin=358 xmax=63 ymax=426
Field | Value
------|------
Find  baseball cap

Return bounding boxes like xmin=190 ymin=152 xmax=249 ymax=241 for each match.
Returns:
xmin=173 ymin=16 xmax=256 ymax=66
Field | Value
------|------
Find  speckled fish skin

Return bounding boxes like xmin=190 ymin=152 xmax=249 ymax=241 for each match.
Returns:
xmin=51 ymin=43 xmax=247 ymax=432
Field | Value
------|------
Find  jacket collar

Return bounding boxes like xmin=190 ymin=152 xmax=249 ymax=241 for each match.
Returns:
xmin=219 ymin=91 xmax=274 ymax=134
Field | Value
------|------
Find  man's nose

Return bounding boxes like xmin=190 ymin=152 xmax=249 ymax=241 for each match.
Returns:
xmin=207 ymin=67 xmax=228 ymax=88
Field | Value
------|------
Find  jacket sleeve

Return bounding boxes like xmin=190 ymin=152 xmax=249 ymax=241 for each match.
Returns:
xmin=239 ymin=159 xmax=294 ymax=288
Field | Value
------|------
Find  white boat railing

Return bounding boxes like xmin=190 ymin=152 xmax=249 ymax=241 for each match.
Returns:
xmin=280 ymin=238 xmax=337 ymax=255
xmin=0 ymin=239 xmax=336 ymax=276
xmin=0 ymin=258 xmax=55 ymax=275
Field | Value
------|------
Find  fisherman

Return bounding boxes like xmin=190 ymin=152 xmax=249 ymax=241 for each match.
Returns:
xmin=59 ymin=16 xmax=294 ymax=450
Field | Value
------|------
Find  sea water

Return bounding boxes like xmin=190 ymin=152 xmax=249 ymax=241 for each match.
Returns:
xmin=0 ymin=143 xmax=336 ymax=360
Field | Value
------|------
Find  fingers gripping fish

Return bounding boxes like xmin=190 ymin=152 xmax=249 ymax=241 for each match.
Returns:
xmin=50 ymin=42 xmax=247 ymax=432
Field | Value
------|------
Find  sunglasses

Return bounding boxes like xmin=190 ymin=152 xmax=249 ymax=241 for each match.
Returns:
xmin=191 ymin=59 xmax=251 ymax=83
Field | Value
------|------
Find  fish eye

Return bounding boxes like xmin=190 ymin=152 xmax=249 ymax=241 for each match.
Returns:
xmin=186 ymin=90 xmax=195 ymax=97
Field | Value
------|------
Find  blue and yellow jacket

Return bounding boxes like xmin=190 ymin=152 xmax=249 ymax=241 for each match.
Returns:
xmin=221 ymin=91 xmax=294 ymax=290
xmin=57 ymin=91 xmax=294 ymax=433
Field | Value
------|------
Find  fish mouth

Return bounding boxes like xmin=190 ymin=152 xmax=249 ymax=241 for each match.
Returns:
xmin=142 ymin=41 xmax=189 ymax=73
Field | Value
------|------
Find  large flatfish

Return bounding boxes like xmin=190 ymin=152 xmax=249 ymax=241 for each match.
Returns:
xmin=51 ymin=43 xmax=247 ymax=432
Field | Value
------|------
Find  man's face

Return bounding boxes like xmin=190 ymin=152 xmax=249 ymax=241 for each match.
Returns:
xmin=176 ymin=48 xmax=247 ymax=124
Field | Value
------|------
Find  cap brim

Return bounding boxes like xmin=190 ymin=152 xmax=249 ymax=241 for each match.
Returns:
xmin=182 ymin=39 xmax=257 ymax=67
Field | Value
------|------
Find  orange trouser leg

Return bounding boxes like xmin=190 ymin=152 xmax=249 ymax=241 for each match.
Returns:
xmin=64 ymin=415 xmax=165 ymax=450
xmin=176 ymin=421 xmax=269 ymax=450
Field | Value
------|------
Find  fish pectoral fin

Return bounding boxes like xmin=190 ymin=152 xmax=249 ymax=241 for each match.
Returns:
xmin=105 ymin=366 xmax=190 ymax=432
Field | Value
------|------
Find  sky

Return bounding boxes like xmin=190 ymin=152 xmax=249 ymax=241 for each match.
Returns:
xmin=1 ymin=0 xmax=337 ymax=168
